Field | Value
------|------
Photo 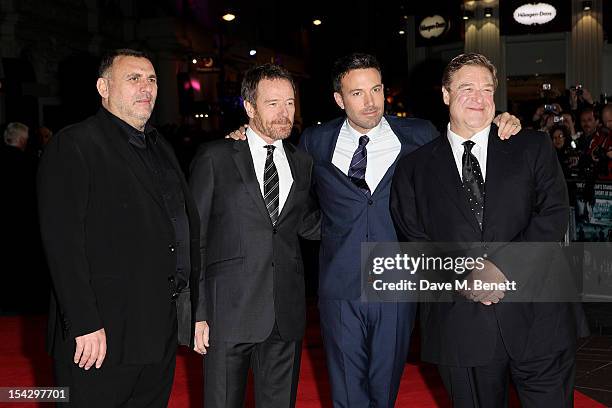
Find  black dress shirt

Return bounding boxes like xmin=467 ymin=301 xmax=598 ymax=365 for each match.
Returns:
xmin=103 ymin=108 xmax=191 ymax=292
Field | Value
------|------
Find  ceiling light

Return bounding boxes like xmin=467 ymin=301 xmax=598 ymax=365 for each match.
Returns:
xmin=222 ymin=13 xmax=236 ymax=22
xmin=313 ymin=19 xmax=322 ymax=26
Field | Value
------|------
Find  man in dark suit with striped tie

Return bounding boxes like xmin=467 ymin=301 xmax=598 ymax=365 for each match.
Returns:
xmin=189 ymin=64 xmax=320 ymax=407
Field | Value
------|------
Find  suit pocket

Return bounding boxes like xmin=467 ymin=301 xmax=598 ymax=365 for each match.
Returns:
xmin=205 ymin=256 xmax=244 ymax=279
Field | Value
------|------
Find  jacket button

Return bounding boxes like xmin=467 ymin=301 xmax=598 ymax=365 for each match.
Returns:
xmin=368 ymin=199 xmax=373 ymax=205
xmin=273 ymin=228 xmax=278 ymax=234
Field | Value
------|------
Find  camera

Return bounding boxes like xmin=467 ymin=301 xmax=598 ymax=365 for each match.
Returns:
xmin=542 ymin=83 xmax=551 ymax=90
xmin=576 ymin=84 xmax=583 ymax=96
xmin=544 ymin=104 xmax=557 ymax=113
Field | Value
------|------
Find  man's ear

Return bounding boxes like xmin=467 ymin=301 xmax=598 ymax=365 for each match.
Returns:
xmin=96 ymin=78 xmax=109 ymax=99
xmin=442 ymin=86 xmax=450 ymax=106
xmin=333 ymin=92 xmax=345 ymax=110
xmin=243 ymin=100 xmax=256 ymax=119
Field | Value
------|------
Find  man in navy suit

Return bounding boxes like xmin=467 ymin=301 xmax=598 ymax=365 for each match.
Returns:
xmin=229 ymin=53 xmax=521 ymax=407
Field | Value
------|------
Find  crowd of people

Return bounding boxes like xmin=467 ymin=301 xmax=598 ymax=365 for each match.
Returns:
xmin=529 ymin=86 xmax=612 ymax=181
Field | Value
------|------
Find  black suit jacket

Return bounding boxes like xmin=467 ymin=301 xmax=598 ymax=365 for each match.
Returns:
xmin=38 ymin=109 xmax=201 ymax=366
xmin=189 ymin=138 xmax=319 ymax=343
xmin=391 ymin=125 xmax=582 ymax=367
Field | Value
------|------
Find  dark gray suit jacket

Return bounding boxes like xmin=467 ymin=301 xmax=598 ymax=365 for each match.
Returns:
xmin=189 ymin=138 xmax=320 ymax=342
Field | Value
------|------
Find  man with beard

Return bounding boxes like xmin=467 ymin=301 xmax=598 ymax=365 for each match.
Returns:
xmin=189 ymin=64 xmax=320 ymax=407
xmin=38 ymin=49 xmax=201 ymax=406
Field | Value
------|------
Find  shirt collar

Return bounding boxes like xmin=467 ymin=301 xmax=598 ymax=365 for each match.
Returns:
xmin=344 ymin=116 xmax=385 ymax=142
xmin=102 ymin=107 xmax=157 ymax=149
xmin=246 ymin=126 xmax=285 ymax=156
xmin=447 ymin=123 xmax=491 ymax=152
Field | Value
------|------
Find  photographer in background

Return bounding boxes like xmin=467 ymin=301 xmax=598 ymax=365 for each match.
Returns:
xmin=569 ymin=84 xmax=595 ymax=113
xmin=583 ymin=106 xmax=612 ymax=180
xmin=551 ymin=124 xmax=579 ymax=178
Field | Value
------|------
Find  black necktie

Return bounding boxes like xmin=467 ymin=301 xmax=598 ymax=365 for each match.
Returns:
xmin=263 ymin=145 xmax=280 ymax=225
xmin=348 ymin=135 xmax=370 ymax=196
xmin=461 ymin=140 xmax=485 ymax=228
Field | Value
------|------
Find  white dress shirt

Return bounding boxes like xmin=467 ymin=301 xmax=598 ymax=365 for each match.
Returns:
xmin=447 ymin=124 xmax=490 ymax=182
xmin=246 ymin=127 xmax=294 ymax=213
xmin=331 ymin=117 xmax=401 ymax=192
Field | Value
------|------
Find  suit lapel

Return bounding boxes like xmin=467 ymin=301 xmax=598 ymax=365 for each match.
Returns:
xmin=232 ymin=140 xmax=272 ymax=224
xmin=96 ymin=110 xmax=166 ymax=212
xmin=483 ymin=125 xmax=512 ymax=232
xmin=320 ymin=119 xmax=370 ymax=196
xmin=371 ymin=116 xmax=406 ymax=197
xmin=431 ymin=134 xmax=481 ymax=233
xmin=277 ymin=141 xmax=299 ymax=224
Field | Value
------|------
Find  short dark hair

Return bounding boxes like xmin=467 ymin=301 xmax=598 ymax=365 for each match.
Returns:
xmin=332 ymin=53 xmax=382 ymax=93
xmin=98 ymin=49 xmax=150 ymax=77
xmin=579 ymin=106 xmax=599 ymax=121
xmin=550 ymin=124 xmax=570 ymax=142
xmin=442 ymin=53 xmax=498 ymax=90
xmin=240 ymin=64 xmax=295 ymax=105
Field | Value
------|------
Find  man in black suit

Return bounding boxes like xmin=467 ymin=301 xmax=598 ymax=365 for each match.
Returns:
xmin=38 ymin=49 xmax=201 ymax=407
xmin=391 ymin=53 xmax=582 ymax=407
xmin=189 ymin=64 xmax=319 ymax=407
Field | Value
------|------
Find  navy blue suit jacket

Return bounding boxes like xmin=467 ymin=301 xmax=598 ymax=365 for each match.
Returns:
xmin=299 ymin=115 xmax=438 ymax=300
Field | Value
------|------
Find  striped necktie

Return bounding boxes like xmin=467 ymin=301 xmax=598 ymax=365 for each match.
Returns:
xmin=348 ymin=135 xmax=370 ymax=196
xmin=263 ymin=145 xmax=280 ymax=225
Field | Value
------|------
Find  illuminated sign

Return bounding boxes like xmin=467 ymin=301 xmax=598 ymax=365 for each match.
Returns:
xmin=419 ymin=15 xmax=449 ymax=39
xmin=513 ymin=3 xmax=557 ymax=25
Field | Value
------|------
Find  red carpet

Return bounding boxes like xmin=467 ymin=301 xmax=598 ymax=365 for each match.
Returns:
xmin=0 ymin=315 xmax=604 ymax=407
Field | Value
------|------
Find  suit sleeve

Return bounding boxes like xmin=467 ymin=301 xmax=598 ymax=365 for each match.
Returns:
xmin=298 ymin=159 xmax=321 ymax=240
xmin=189 ymin=148 xmax=215 ymax=322
xmin=37 ymin=132 xmax=102 ymax=338
xmin=487 ymin=132 xmax=569 ymax=286
xmin=390 ymin=157 xmax=431 ymax=242
xmin=520 ymin=132 xmax=569 ymax=241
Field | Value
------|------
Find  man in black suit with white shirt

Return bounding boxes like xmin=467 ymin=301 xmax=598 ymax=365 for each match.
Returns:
xmin=189 ymin=64 xmax=319 ymax=407
xmin=391 ymin=53 xmax=583 ymax=407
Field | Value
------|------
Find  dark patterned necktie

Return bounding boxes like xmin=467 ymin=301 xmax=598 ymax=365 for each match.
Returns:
xmin=263 ymin=145 xmax=279 ymax=225
xmin=348 ymin=135 xmax=370 ymax=195
xmin=461 ymin=140 xmax=485 ymax=228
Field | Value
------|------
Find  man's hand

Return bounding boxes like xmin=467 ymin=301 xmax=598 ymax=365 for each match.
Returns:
xmin=194 ymin=321 xmax=210 ymax=355
xmin=74 ymin=328 xmax=106 ymax=370
xmin=493 ymin=112 xmax=522 ymax=140
xmin=225 ymin=124 xmax=248 ymax=140
xmin=459 ymin=260 xmax=507 ymax=305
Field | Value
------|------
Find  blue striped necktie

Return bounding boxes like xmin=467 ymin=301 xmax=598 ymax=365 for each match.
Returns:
xmin=348 ymin=135 xmax=370 ymax=196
